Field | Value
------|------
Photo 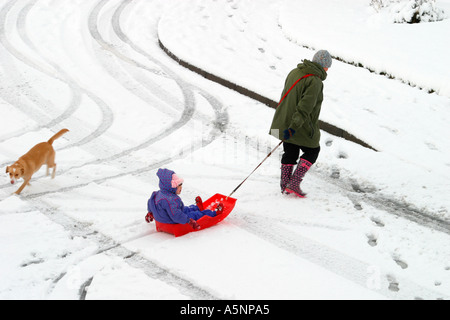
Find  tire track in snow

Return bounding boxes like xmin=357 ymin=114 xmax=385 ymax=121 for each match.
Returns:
xmin=235 ymin=206 xmax=449 ymax=300
xmin=29 ymin=199 xmax=217 ymax=300
xmin=0 ymin=0 xmax=227 ymax=298
xmin=16 ymin=0 xmax=82 ymax=138
xmin=0 ymin=0 xmax=121 ymax=192
xmin=0 ymin=0 xmax=114 ymax=156
xmin=0 ymin=0 xmax=65 ymax=141
xmin=16 ymin=0 xmax=115 ymax=152
xmin=2 ymin=0 xmax=228 ymax=197
xmin=110 ymin=0 xmax=229 ymax=134
xmin=198 ymin=156 xmax=450 ymax=299
xmin=107 ymin=0 xmax=230 ymax=131
xmin=1 ymin=0 xmax=228 ymax=192
xmin=88 ymin=0 xmax=196 ymax=143
xmin=0 ymin=0 xmax=186 ymax=191
xmin=0 ymin=0 xmax=170 ymax=177
xmin=46 ymin=0 xmax=226 ymax=298
xmin=320 ymin=162 xmax=450 ymax=235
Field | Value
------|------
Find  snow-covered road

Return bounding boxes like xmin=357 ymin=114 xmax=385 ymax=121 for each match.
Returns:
xmin=1 ymin=0 xmax=449 ymax=300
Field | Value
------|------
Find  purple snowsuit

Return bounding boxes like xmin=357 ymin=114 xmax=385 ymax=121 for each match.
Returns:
xmin=147 ymin=168 xmax=216 ymax=224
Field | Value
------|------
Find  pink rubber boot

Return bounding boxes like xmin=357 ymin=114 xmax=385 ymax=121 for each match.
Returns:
xmin=285 ymin=159 xmax=312 ymax=198
xmin=280 ymin=164 xmax=294 ymax=193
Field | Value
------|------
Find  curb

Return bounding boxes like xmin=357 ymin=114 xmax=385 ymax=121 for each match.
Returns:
xmin=158 ymin=39 xmax=377 ymax=152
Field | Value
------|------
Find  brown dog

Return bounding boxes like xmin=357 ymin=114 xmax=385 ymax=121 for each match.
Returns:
xmin=6 ymin=129 xmax=69 ymax=195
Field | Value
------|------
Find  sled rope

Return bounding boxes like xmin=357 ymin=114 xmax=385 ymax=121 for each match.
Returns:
xmin=227 ymin=140 xmax=284 ymax=199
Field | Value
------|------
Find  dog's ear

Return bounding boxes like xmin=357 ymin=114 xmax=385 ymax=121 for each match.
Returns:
xmin=20 ymin=167 xmax=25 ymax=175
xmin=5 ymin=166 xmax=9 ymax=174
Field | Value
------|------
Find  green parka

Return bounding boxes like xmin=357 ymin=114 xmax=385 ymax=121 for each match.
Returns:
xmin=269 ymin=60 xmax=327 ymax=148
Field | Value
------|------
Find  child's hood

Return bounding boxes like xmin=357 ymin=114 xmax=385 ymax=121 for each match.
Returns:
xmin=157 ymin=168 xmax=177 ymax=194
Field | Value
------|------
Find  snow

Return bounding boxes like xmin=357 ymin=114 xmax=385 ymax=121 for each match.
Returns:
xmin=0 ymin=0 xmax=449 ymax=301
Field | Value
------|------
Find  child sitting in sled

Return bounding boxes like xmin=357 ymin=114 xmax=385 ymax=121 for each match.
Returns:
xmin=146 ymin=168 xmax=223 ymax=230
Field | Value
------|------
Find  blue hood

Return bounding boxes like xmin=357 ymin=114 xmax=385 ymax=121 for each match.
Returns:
xmin=157 ymin=168 xmax=177 ymax=194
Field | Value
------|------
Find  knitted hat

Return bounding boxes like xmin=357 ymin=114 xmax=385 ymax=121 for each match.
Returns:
xmin=312 ymin=50 xmax=332 ymax=69
xmin=171 ymin=173 xmax=184 ymax=188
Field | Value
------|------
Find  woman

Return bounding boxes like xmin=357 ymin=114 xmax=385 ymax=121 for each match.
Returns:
xmin=269 ymin=50 xmax=332 ymax=197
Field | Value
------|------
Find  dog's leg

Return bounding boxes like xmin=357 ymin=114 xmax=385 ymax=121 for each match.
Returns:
xmin=47 ymin=150 xmax=57 ymax=179
xmin=14 ymin=178 xmax=30 ymax=195
xmin=46 ymin=164 xmax=56 ymax=178
xmin=51 ymin=163 xmax=57 ymax=179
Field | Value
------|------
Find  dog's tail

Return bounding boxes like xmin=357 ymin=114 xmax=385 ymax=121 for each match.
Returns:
xmin=48 ymin=129 xmax=69 ymax=145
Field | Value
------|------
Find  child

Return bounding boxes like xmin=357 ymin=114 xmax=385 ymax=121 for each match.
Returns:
xmin=146 ymin=168 xmax=223 ymax=230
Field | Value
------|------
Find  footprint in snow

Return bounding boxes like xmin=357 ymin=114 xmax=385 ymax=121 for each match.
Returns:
xmin=351 ymin=182 xmax=376 ymax=194
xmin=393 ymin=256 xmax=408 ymax=270
xmin=387 ymin=275 xmax=400 ymax=292
xmin=370 ymin=216 xmax=385 ymax=227
xmin=425 ymin=141 xmax=438 ymax=151
xmin=21 ymin=258 xmax=44 ymax=268
xmin=20 ymin=252 xmax=44 ymax=267
xmin=367 ymin=233 xmax=378 ymax=247
xmin=338 ymin=152 xmax=348 ymax=159
xmin=330 ymin=167 xmax=340 ymax=179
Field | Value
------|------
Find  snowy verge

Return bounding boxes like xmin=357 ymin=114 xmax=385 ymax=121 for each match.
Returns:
xmin=280 ymin=0 xmax=450 ymax=97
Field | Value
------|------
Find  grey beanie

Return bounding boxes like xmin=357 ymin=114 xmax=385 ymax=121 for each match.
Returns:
xmin=312 ymin=50 xmax=332 ymax=69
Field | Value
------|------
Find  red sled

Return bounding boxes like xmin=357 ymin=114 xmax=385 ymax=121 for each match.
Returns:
xmin=154 ymin=193 xmax=237 ymax=237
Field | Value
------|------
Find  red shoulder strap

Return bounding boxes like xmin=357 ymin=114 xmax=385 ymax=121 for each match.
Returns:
xmin=277 ymin=74 xmax=315 ymax=108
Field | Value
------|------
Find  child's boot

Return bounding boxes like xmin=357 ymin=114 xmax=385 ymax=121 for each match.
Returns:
xmin=189 ymin=218 xmax=200 ymax=230
xmin=145 ymin=212 xmax=154 ymax=223
xmin=195 ymin=196 xmax=204 ymax=210
xmin=215 ymin=203 xmax=224 ymax=215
